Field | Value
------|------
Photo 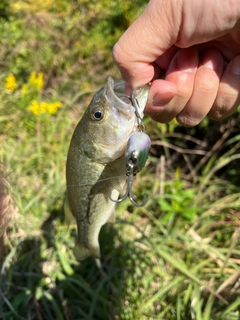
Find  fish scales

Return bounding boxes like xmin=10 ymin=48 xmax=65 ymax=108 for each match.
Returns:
xmin=65 ymin=77 xmax=149 ymax=261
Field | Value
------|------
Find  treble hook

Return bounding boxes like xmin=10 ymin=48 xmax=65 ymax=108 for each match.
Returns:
xmin=110 ymin=160 xmax=147 ymax=207
xmin=110 ymin=89 xmax=150 ymax=207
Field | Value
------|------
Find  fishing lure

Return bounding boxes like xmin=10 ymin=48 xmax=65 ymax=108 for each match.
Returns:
xmin=110 ymin=90 xmax=151 ymax=207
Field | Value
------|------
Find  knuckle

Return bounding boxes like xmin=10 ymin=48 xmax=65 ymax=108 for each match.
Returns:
xmin=209 ymin=90 xmax=239 ymax=120
xmin=200 ymin=79 xmax=218 ymax=95
xmin=176 ymin=114 xmax=200 ymax=127
xmin=208 ymin=107 xmax=226 ymax=120
xmin=112 ymin=41 xmax=129 ymax=66
xmin=218 ymin=88 xmax=237 ymax=106
xmin=112 ymin=42 xmax=122 ymax=64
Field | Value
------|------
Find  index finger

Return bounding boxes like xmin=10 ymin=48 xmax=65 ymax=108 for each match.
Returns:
xmin=112 ymin=0 xmax=181 ymax=88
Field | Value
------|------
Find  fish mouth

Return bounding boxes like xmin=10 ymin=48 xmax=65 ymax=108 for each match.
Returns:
xmin=105 ymin=77 xmax=149 ymax=118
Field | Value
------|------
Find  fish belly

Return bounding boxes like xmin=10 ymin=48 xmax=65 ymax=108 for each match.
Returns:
xmin=73 ymin=191 xmax=117 ymax=261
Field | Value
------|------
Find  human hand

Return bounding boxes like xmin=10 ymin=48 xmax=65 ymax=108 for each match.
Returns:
xmin=113 ymin=0 xmax=240 ymax=125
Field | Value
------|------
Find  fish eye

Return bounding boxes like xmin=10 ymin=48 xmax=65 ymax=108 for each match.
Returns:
xmin=91 ymin=109 xmax=104 ymax=121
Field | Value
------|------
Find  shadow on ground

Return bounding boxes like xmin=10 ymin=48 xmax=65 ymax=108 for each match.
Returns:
xmin=0 ymin=203 xmax=148 ymax=320
xmin=1 ymin=199 xmax=240 ymax=319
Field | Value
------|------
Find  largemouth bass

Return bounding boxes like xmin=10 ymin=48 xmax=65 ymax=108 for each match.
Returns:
xmin=65 ymin=77 xmax=149 ymax=261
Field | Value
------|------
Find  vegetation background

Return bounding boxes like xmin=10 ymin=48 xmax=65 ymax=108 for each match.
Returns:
xmin=0 ymin=0 xmax=240 ymax=319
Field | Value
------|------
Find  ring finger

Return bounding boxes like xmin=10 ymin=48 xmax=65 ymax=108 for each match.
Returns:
xmin=177 ymin=48 xmax=224 ymax=126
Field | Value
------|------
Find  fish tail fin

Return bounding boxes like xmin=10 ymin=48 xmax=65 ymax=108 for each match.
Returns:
xmin=74 ymin=243 xmax=100 ymax=261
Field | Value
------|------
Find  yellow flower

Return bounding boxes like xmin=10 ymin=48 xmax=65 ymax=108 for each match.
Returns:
xmin=5 ymin=74 xmax=17 ymax=92
xmin=40 ymin=102 xmax=48 ymax=113
xmin=28 ymin=101 xmax=47 ymax=115
xmin=29 ymin=71 xmax=36 ymax=84
xmin=28 ymin=100 xmax=41 ymax=115
xmin=21 ymin=84 xmax=28 ymax=96
xmin=28 ymin=100 xmax=62 ymax=115
xmin=47 ymin=102 xmax=62 ymax=114
xmin=37 ymin=73 xmax=44 ymax=90
xmin=29 ymin=72 xmax=44 ymax=90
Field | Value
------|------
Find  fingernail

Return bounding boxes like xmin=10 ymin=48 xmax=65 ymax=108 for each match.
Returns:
xmin=153 ymin=95 xmax=162 ymax=106
xmin=144 ymin=103 xmax=165 ymax=115
xmin=172 ymin=48 xmax=198 ymax=73
xmin=230 ymin=57 xmax=240 ymax=75
xmin=152 ymin=91 xmax=175 ymax=106
xmin=202 ymin=59 xmax=214 ymax=69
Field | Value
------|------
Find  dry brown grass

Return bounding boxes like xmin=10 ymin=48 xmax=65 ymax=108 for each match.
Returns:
xmin=0 ymin=165 xmax=16 ymax=259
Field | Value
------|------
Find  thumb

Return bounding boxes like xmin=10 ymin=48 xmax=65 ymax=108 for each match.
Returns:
xmin=112 ymin=0 xmax=182 ymax=88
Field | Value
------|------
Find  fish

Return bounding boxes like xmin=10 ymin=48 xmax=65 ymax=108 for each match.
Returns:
xmin=65 ymin=77 xmax=149 ymax=261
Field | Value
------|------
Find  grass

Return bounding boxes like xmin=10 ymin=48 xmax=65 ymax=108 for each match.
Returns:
xmin=1 ymin=182 xmax=240 ymax=319
xmin=1 ymin=1 xmax=240 ymax=319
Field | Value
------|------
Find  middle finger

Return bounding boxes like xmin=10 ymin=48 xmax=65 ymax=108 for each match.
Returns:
xmin=177 ymin=49 xmax=224 ymax=126
xmin=150 ymin=48 xmax=198 ymax=123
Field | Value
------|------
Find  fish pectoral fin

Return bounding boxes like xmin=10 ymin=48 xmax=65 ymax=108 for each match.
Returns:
xmin=107 ymin=157 xmax=127 ymax=194
xmin=74 ymin=243 xmax=100 ymax=261
xmin=112 ymin=178 xmax=127 ymax=194
xmin=64 ymin=196 xmax=75 ymax=225
xmin=109 ymin=172 xmax=127 ymax=194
